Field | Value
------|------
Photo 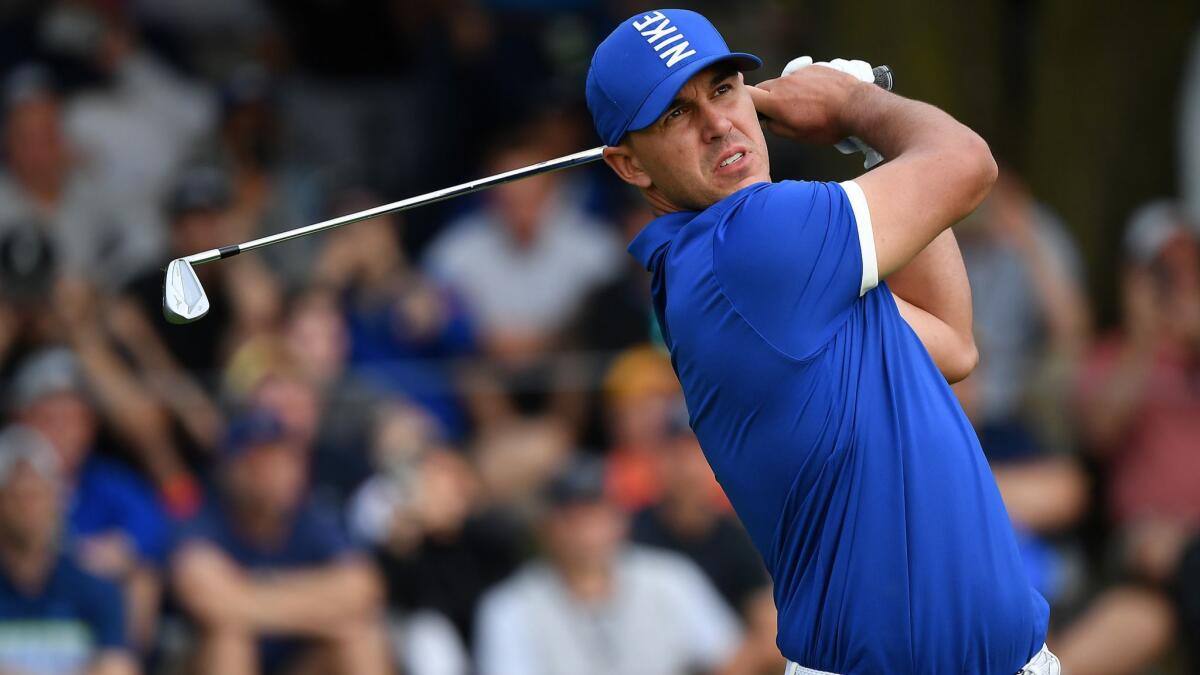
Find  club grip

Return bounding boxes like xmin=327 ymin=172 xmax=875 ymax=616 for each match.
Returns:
xmin=872 ymin=65 xmax=895 ymax=92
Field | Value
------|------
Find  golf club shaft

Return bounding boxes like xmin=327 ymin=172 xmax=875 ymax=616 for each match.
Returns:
xmin=182 ymin=65 xmax=893 ymax=267
xmin=183 ymin=146 xmax=607 ymax=266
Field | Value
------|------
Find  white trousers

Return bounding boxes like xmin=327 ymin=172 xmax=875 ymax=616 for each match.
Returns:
xmin=784 ymin=643 xmax=1061 ymax=675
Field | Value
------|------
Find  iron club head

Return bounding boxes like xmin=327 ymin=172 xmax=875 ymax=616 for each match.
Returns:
xmin=163 ymin=258 xmax=210 ymax=324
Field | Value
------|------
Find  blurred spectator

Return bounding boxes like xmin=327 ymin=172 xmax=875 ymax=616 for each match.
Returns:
xmin=0 ymin=65 xmax=133 ymax=288
xmin=10 ymin=348 xmax=168 ymax=650
xmin=562 ymin=195 xmax=655 ymax=357
xmin=630 ymin=425 xmax=782 ymax=673
xmin=9 ymin=273 xmax=200 ymax=518
xmin=602 ymin=345 xmax=714 ymax=513
xmin=315 ymin=198 xmax=476 ymax=438
xmin=1078 ymin=201 xmax=1200 ymax=569
xmin=1055 ymin=201 xmax=1197 ymax=675
xmin=280 ymin=289 xmax=380 ymax=500
xmin=119 ymin=165 xmax=280 ymax=385
xmin=265 ymin=0 xmax=463 ymax=199
xmin=112 ymin=165 xmax=282 ymax=469
xmin=424 ymin=131 xmax=623 ymax=361
xmin=201 ymin=63 xmax=326 ymax=289
xmin=555 ymin=194 xmax=655 ymax=445
xmin=471 ymin=416 xmax=572 ymax=520
xmin=170 ymin=410 xmax=391 ymax=675
xmin=952 ymin=168 xmax=1090 ymax=603
xmin=350 ymin=401 xmax=525 ymax=667
xmin=0 ymin=425 xmax=136 ymax=675
xmin=223 ymin=313 xmax=383 ymax=507
xmin=57 ymin=1 xmax=215 ymax=275
xmin=474 ymin=458 xmax=749 ymax=675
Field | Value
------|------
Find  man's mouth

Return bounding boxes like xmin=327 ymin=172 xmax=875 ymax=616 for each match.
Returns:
xmin=719 ymin=151 xmax=745 ymax=168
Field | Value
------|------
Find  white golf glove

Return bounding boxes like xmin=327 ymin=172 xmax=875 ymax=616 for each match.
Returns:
xmin=782 ymin=56 xmax=884 ymax=169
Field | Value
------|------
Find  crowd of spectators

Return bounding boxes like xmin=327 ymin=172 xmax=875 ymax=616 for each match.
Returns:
xmin=0 ymin=1 xmax=1195 ymax=674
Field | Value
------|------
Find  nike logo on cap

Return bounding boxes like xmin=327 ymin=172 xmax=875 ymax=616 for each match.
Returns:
xmin=631 ymin=11 xmax=697 ymax=67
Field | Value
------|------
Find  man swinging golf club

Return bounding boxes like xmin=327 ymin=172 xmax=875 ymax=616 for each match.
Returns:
xmin=588 ymin=9 xmax=1058 ymax=675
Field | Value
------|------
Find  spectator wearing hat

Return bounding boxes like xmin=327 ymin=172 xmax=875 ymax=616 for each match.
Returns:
xmin=10 ymin=347 xmax=169 ymax=651
xmin=118 ymin=164 xmax=280 ymax=384
xmin=601 ymin=345 xmax=729 ymax=513
xmin=1054 ymin=201 xmax=1198 ymax=675
xmin=0 ymin=424 xmax=136 ymax=675
xmin=474 ymin=457 xmax=749 ymax=675
xmin=108 ymin=165 xmax=284 ymax=467
xmin=170 ymin=410 xmax=391 ymax=675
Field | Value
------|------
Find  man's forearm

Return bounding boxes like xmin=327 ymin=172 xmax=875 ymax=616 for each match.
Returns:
xmin=239 ymin=562 xmax=384 ymax=636
xmin=175 ymin=545 xmax=383 ymax=638
xmin=836 ymin=81 xmax=995 ymax=278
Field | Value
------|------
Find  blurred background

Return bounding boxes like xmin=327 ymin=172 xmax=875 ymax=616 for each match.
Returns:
xmin=0 ymin=0 xmax=1196 ymax=673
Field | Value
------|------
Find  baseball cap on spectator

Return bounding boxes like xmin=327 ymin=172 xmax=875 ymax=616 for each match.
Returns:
xmin=586 ymin=9 xmax=760 ymax=146
xmin=1123 ymin=200 xmax=1195 ymax=266
xmin=221 ymin=409 xmax=290 ymax=459
xmin=8 ymin=348 xmax=87 ymax=413
xmin=168 ymin=165 xmax=231 ymax=219
xmin=0 ymin=425 xmax=61 ymax=485
xmin=603 ymin=345 xmax=680 ymax=405
xmin=542 ymin=457 xmax=608 ymax=509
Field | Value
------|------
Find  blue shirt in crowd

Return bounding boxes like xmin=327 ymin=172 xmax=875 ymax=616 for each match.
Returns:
xmin=69 ymin=456 xmax=169 ymax=565
xmin=628 ymin=180 xmax=1049 ymax=674
xmin=176 ymin=498 xmax=356 ymax=570
xmin=0 ymin=555 xmax=126 ymax=675
xmin=175 ymin=497 xmax=360 ymax=670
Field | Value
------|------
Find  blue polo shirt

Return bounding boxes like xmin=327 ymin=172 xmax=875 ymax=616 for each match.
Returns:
xmin=629 ymin=179 xmax=1048 ymax=674
xmin=0 ymin=556 xmax=126 ymax=675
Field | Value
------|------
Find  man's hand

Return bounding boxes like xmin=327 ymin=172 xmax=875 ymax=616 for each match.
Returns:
xmin=746 ymin=65 xmax=870 ymax=145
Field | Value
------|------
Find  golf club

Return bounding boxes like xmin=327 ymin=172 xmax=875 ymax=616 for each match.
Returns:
xmin=164 ymin=66 xmax=894 ymax=324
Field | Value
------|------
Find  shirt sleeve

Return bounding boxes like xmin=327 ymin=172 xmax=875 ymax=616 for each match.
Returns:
xmin=714 ymin=180 xmax=877 ymax=360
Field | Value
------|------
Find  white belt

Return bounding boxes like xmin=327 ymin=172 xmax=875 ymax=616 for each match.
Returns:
xmin=784 ymin=643 xmax=1060 ymax=675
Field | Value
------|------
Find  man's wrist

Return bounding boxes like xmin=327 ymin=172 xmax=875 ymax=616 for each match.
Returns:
xmin=836 ymin=79 xmax=881 ymax=141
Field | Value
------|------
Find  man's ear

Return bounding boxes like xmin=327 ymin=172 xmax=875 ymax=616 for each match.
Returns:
xmin=602 ymin=145 xmax=653 ymax=189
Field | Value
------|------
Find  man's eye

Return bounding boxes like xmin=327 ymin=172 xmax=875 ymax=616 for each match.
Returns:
xmin=715 ymin=84 xmax=732 ymax=96
xmin=666 ymin=107 xmax=684 ymax=122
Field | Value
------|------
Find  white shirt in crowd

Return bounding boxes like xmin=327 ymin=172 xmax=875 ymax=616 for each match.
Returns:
xmin=424 ymin=191 xmax=623 ymax=337
xmin=475 ymin=546 xmax=741 ymax=675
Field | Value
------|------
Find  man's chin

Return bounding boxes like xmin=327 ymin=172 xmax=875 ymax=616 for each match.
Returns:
xmin=709 ymin=173 xmax=769 ymax=202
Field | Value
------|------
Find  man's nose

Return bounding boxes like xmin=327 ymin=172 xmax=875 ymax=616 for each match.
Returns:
xmin=699 ymin=103 xmax=733 ymax=142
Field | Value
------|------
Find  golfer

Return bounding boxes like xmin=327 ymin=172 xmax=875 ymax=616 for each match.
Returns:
xmin=586 ymin=10 xmax=1058 ymax=675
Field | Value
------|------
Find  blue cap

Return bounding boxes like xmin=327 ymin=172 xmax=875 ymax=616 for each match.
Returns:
xmin=221 ymin=409 xmax=289 ymax=459
xmin=586 ymin=9 xmax=760 ymax=146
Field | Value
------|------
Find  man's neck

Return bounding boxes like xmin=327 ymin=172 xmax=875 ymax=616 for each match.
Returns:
xmin=0 ymin=538 xmax=55 ymax=593
xmin=559 ymin=564 xmax=614 ymax=603
xmin=661 ymin=496 xmax=718 ymax=538
xmin=231 ymin=503 xmax=290 ymax=547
